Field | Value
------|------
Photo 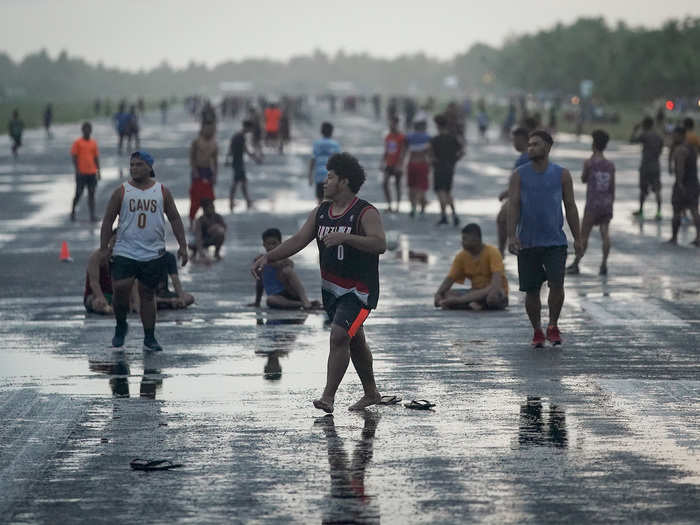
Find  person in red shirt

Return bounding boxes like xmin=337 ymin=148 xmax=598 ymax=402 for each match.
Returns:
xmin=264 ymin=103 xmax=282 ymax=153
xmin=70 ymin=122 xmax=101 ymax=222
xmin=381 ymin=116 xmax=405 ymax=212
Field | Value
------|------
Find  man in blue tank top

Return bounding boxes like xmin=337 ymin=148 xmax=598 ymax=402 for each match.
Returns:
xmin=507 ymin=131 xmax=582 ymax=347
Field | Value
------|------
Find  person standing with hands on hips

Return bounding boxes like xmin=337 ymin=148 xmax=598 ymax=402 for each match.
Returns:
xmin=507 ymin=130 xmax=582 ymax=348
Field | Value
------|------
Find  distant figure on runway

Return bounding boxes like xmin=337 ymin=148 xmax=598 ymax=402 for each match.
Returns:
xmin=8 ymin=109 xmax=24 ymax=159
xmin=309 ymin=122 xmax=341 ymax=204
xmin=507 ymin=130 xmax=581 ymax=347
xmin=226 ymin=120 xmax=259 ymax=211
xmin=434 ymin=223 xmax=508 ymax=311
xmin=100 ymin=151 xmax=188 ymax=351
xmin=380 ymin=116 xmax=405 ymax=213
xmin=264 ymin=102 xmax=282 ymax=153
xmin=126 ymin=105 xmax=140 ymax=152
xmin=668 ymin=126 xmax=700 ymax=246
xmin=567 ymin=130 xmax=615 ymax=276
xmin=405 ymin=118 xmax=431 ymax=218
xmin=431 ymin=114 xmax=464 ymax=226
xmin=253 ymin=152 xmax=386 ymax=413
xmin=189 ymin=122 xmax=218 ymax=229
xmin=249 ymin=228 xmax=320 ymax=310
xmin=630 ymin=116 xmax=663 ymax=220
xmin=70 ymin=122 xmax=101 ymax=222
xmin=43 ymin=103 xmax=53 ymax=138
xmin=114 ymin=101 xmax=130 ymax=155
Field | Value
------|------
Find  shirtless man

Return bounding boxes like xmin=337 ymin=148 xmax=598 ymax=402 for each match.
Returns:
xmin=189 ymin=198 xmax=226 ymax=262
xmin=189 ymin=122 xmax=218 ymax=229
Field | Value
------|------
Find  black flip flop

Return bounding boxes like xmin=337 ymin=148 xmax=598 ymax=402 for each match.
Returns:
xmin=378 ymin=395 xmax=402 ymax=405
xmin=130 ymin=458 xmax=183 ymax=471
xmin=404 ymin=400 xmax=436 ymax=410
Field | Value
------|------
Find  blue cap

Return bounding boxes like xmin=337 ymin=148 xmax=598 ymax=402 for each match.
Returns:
xmin=131 ymin=150 xmax=154 ymax=167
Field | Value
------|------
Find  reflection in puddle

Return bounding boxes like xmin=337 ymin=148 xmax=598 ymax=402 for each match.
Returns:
xmin=518 ymin=397 xmax=568 ymax=448
xmin=88 ymin=350 xmax=164 ymax=399
xmin=315 ymin=412 xmax=380 ymax=524
xmin=255 ymin=313 xmax=308 ymax=380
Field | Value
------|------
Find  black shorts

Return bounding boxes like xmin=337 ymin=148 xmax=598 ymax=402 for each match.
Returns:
xmin=76 ymin=173 xmax=97 ymax=192
xmin=316 ymin=183 xmax=325 ymax=201
xmin=517 ymin=245 xmax=567 ymax=292
xmin=671 ymin=183 xmax=700 ymax=211
xmin=639 ymin=165 xmax=661 ymax=195
xmin=111 ymin=255 xmax=166 ymax=290
xmin=233 ymin=165 xmax=246 ymax=182
xmin=322 ymin=292 xmax=371 ymax=337
xmin=434 ymin=170 xmax=455 ymax=192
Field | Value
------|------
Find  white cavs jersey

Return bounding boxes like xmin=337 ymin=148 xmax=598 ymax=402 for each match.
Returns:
xmin=113 ymin=181 xmax=166 ymax=261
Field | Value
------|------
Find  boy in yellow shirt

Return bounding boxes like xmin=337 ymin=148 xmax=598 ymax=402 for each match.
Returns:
xmin=434 ymin=223 xmax=508 ymax=310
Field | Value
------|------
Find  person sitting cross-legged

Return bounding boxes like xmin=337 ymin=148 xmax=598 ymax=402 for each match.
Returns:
xmin=434 ymin=223 xmax=508 ymax=310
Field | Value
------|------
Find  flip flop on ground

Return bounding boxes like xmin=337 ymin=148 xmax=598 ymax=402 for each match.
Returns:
xmin=378 ymin=395 xmax=402 ymax=405
xmin=130 ymin=459 xmax=183 ymax=471
xmin=404 ymin=400 xmax=436 ymax=410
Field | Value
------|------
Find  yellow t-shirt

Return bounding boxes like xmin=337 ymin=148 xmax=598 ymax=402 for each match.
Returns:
xmin=447 ymin=244 xmax=508 ymax=293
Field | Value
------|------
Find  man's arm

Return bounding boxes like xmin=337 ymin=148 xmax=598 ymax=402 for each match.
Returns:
xmin=252 ymin=208 xmax=318 ymax=278
xmin=322 ymin=207 xmax=386 ymax=254
xmin=72 ymin=155 xmax=79 ymax=175
xmin=506 ymin=170 xmax=521 ymax=254
xmin=434 ymin=276 xmax=455 ymax=306
xmin=94 ymin=155 xmax=101 ymax=180
xmin=673 ymin=146 xmax=687 ymax=188
xmin=162 ymin=186 xmax=188 ymax=267
xmin=211 ymin=145 xmax=218 ymax=184
xmin=189 ymin=140 xmax=197 ymax=177
xmin=100 ymin=187 xmax=123 ymax=251
xmin=561 ymin=169 xmax=582 ymax=257
xmin=581 ymin=159 xmax=591 ymax=183
xmin=250 ymin=279 xmax=264 ymax=307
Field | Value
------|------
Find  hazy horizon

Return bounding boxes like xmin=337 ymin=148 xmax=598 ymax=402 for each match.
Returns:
xmin=2 ymin=0 xmax=700 ymax=71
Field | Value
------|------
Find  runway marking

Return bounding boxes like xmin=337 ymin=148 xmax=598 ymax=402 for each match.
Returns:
xmin=576 ymin=296 xmax=689 ymax=327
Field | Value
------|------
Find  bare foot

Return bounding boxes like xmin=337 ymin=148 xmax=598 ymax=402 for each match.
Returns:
xmin=348 ymin=392 xmax=382 ymax=411
xmin=313 ymin=398 xmax=334 ymax=413
xmin=468 ymin=301 xmax=483 ymax=311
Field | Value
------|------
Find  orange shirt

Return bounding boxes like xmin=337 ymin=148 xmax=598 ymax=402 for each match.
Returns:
xmin=447 ymin=244 xmax=508 ymax=293
xmin=264 ymin=107 xmax=282 ymax=132
xmin=384 ymin=132 xmax=405 ymax=167
xmin=71 ymin=138 xmax=99 ymax=174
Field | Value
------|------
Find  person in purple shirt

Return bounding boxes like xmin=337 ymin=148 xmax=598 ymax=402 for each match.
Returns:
xmin=567 ymin=130 xmax=615 ymax=276
xmin=507 ymin=130 xmax=582 ymax=348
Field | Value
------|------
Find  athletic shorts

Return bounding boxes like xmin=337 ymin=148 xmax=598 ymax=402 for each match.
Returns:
xmin=76 ymin=173 xmax=97 ymax=192
xmin=233 ymin=165 xmax=246 ymax=182
xmin=322 ymin=292 xmax=371 ymax=337
xmin=671 ymin=183 xmax=700 ymax=211
xmin=316 ymin=183 xmax=325 ymax=201
xmin=384 ymin=166 xmax=402 ymax=178
xmin=407 ymin=162 xmax=429 ymax=191
xmin=517 ymin=245 xmax=567 ymax=292
xmin=433 ymin=169 xmax=455 ymax=192
xmin=639 ymin=164 xmax=661 ymax=195
xmin=584 ymin=204 xmax=613 ymax=226
xmin=111 ymin=254 xmax=166 ymax=290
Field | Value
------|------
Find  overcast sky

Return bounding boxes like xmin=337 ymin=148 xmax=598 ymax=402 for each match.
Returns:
xmin=1 ymin=0 xmax=698 ymax=70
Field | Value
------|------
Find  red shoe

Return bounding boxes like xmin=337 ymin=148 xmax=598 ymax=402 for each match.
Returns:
xmin=546 ymin=325 xmax=562 ymax=346
xmin=531 ymin=328 xmax=545 ymax=348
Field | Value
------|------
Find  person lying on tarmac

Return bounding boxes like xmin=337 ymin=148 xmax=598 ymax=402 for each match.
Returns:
xmin=433 ymin=223 xmax=508 ymax=310
xmin=249 ymin=228 xmax=321 ymax=310
xmin=189 ymin=198 xmax=226 ymax=263
xmin=84 ymin=230 xmax=138 ymax=314
xmin=156 ymin=251 xmax=195 ymax=310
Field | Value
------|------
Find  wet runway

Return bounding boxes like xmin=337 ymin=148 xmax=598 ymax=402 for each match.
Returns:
xmin=1 ymin=105 xmax=699 ymax=523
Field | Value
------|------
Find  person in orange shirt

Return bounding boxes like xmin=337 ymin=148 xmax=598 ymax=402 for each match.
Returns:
xmin=264 ymin=102 xmax=282 ymax=153
xmin=434 ymin=223 xmax=508 ymax=310
xmin=70 ymin=122 xmax=101 ymax=222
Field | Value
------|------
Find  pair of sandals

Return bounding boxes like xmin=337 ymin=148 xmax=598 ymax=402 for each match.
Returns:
xmin=379 ymin=396 xmax=436 ymax=410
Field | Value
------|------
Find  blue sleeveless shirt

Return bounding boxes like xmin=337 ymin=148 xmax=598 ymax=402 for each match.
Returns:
xmin=517 ymin=162 xmax=568 ymax=248
xmin=262 ymin=265 xmax=285 ymax=296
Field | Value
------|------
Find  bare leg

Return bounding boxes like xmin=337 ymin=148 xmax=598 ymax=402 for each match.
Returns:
xmin=547 ymin=285 xmax=564 ymax=327
xmin=241 ymin=180 xmax=252 ymax=208
xmin=348 ymin=327 xmax=381 ymax=411
xmin=138 ymin=282 xmax=157 ymax=334
xmin=267 ymin=294 xmax=305 ymax=309
xmin=670 ymin=207 xmax=681 ymax=243
xmin=573 ymin=214 xmax=594 ymax=266
xmin=525 ymin=290 xmax=542 ymax=330
xmin=497 ymin=204 xmax=508 ymax=256
xmin=314 ymin=325 xmax=352 ymax=413
xmin=72 ymin=179 xmax=85 ymax=217
xmin=690 ymin=207 xmax=700 ymax=244
xmin=395 ymin=175 xmax=402 ymax=211
xmin=437 ymin=190 xmax=448 ymax=218
xmin=600 ymin=222 xmax=611 ymax=267
xmin=278 ymin=266 xmax=310 ymax=307
xmin=87 ymin=183 xmax=97 ymax=220
xmin=382 ymin=173 xmax=392 ymax=210
xmin=112 ymin=277 xmax=135 ymax=326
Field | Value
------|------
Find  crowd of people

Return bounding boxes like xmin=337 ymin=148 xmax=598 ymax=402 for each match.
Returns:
xmin=5 ymin=91 xmax=699 ymax=411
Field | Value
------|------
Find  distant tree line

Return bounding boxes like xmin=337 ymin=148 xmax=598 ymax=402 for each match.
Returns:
xmin=1 ymin=17 xmax=698 ymax=102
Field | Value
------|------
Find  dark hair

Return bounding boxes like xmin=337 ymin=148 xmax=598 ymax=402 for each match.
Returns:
xmin=434 ymin=114 xmax=447 ymax=128
xmin=529 ymin=129 xmax=553 ymax=146
xmin=461 ymin=223 xmax=482 ymax=239
xmin=321 ymin=122 xmax=334 ymax=138
xmin=262 ymin=228 xmax=282 ymax=241
xmin=683 ymin=117 xmax=695 ymax=130
xmin=642 ymin=116 xmax=654 ymax=129
xmin=523 ymin=117 xmax=537 ymax=132
xmin=82 ymin=121 xmax=92 ymax=130
xmin=326 ymin=152 xmax=366 ymax=193
xmin=512 ymin=127 xmax=528 ymax=138
xmin=592 ymin=129 xmax=610 ymax=151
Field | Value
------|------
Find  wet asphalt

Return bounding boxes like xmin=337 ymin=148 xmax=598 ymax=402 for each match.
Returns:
xmin=1 ymin=104 xmax=699 ymax=524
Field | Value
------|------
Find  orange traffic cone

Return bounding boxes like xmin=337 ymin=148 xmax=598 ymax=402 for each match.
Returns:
xmin=60 ymin=241 xmax=73 ymax=262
